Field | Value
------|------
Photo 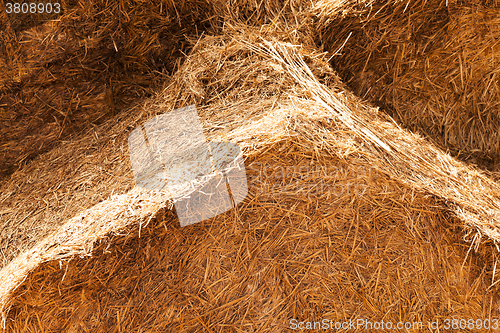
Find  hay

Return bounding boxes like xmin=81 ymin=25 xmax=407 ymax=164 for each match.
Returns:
xmin=5 ymin=146 xmax=500 ymax=331
xmin=315 ymin=0 xmax=500 ymax=170
xmin=0 ymin=24 xmax=318 ymax=322
xmin=1 ymin=18 xmax=500 ymax=330
xmin=0 ymin=0 xmax=312 ymax=184
xmin=0 ymin=0 xmax=218 ymax=182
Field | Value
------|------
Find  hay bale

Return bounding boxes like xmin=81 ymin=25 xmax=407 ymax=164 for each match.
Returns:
xmin=0 ymin=0 xmax=312 ymax=184
xmin=1 ymin=22 xmax=500 ymax=328
xmin=5 ymin=145 xmax=500 ymax=331
xmin=315 ymin=0 xmax=500 ymax=169
xmin=0 ymin=0 xmax=214 ymax=182
xmin=0 ymin=24 xmax=316 ymax=321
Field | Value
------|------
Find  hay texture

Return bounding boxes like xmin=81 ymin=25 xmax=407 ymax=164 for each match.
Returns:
xmin=1 ymin=23 xmax=500 ymax=329
xmin=6 ymin=147 xmax=500 ymax=331
xmin=0 ymin=0 xmax=311 ymax=184
xmin=316 ymin=0 xmax=500 ymax=169
xmin=0 ymin=0 xmax=218 ymax=182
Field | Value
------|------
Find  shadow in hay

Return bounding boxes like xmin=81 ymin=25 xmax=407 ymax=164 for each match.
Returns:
xmin=315 ymin=0 xmax=500 ymax=172
xmin=0 ymin=0 xmax=215 ymax=182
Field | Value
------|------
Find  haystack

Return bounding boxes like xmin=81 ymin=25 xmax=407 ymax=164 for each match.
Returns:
xmin=2 ymin=21 xmax=500 ymax=331
xmin=315 ymin=0 xmax=500 ymax=170
xmin=0 ymin=0 xmax=310 ymax=185
xmin=0 ymin=0 xmax=219 ymax=183
xmin=6 ymin=145 xmax=499 ymax=331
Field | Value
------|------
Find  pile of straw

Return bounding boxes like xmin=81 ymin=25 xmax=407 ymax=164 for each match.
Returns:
xmin=0 ymin=0 xmax=218 ymax=183
xmin=6 ymin=152 xmax=498 ymax=331
xmin=0 ymin=0 xmax=308 ymax=184
xmin=316 ymin=0 xmax=500 ymax=170
xmin=2 ymin=0 xmax=500 ymax=330
xmin=1 ymin=21 xmax=500 ymax=329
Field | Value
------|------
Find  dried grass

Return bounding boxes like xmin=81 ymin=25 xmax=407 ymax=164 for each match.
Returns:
xmin=0 ymin=0 xmax=216 ymax=181
xmin=0 ymin=24 xmax=320 ymax=323
xmin=5 ymin=147 xmax=500 ymax=332
xmin=316 ymin=0 xmax=500 ymax=169
xmin=1 ymin=2 xmax=500 ymax=330
xmin=0 ymin=0 xmax=301 ymax=183
xmin=0 ymin=0 xmax=316 ymax=319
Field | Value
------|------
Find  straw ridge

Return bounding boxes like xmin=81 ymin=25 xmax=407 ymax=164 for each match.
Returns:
xmin=246 ymin=38 xmax=500 ymax=245
xmin=0 ymin=0 xmax=299 ymax=184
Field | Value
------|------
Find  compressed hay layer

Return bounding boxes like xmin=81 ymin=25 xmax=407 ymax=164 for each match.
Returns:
xmin=1 ymin=24 xmax=500 ymax=324
xmin=0 ymin=0 xmax=219 ymax=182
xmin=0 ymin=0 xmax=300 ymax=183
xmin=250 ymin=38 xmax=500 ymax=244
xmin=4 ymin=143 xmax=500 ymax=331
xmin=316 ymin=0 xmax=500 ymax=169
xmin=0 ymin=26 xmax=321 ymax=320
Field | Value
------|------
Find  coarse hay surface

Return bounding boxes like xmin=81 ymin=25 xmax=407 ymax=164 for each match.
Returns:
xmin=0 ymin=26 xmax=325 ymax=319
xmin=0 ymin=0 xmax=302 ymax=181
xmin=0 ymin=25 xmax=321 ymax=271
xmin=0 ymin=0 xmax=214 ymax=182
xmin=316 ymin=0 xmax=500 ymax=170
xmin=4 ymin=145 xmax=500 ymax=332
xmin=1 ymin=23 xmax=500 ymax=328
xmin=0 ymin=0 xmax=307 ymax=183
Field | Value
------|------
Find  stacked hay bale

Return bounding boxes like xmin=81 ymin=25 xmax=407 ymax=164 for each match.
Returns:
xmin=315 ymin=0 xmax=500 ymax=170
xmin=1 ymin=23 xmax=500 ymax=331
xmin=6 ymin=148 xmax=497 ymax=331
xmin=0 ymin=0 xmax=218 ymax=183
xmin=0 ymin=0 xmax=296 ymax=184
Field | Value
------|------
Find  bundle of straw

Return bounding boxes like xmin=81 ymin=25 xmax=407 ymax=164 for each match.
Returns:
xmin=1 ymin=21 xmax=500 ymax=329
